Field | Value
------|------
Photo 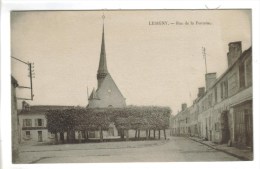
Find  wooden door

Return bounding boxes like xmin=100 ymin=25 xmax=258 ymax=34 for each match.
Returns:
xmin=38 ymin=131 xmax=43 ymax=142
xmin=244 ymin=110 xmax=253 ymax=147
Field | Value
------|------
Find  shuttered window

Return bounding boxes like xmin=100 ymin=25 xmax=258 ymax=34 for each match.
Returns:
xmin=35 ymin=119 xmax=44 ymax=127
xmin=23 ymin=119 xmax=32 ymax=127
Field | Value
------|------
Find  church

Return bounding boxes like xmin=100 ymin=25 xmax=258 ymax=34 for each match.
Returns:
xmin=87 ymin=19 xmax=126 ymax=137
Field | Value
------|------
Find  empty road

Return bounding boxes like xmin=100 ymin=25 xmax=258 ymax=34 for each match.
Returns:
xmin=17 ymin=136 xmax=239 ymax=163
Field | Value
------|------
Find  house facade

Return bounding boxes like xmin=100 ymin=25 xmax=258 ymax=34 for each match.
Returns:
xmin=11 ymin=76 xmax=19 ymax=162
xmin=19 ymin=104 xmax=52 ymax=144
xmin=18 ymin=103 xmax=74 ymax=144
xmin=19 ymin=113 xmax=51 ymax=143
xmin=170 ymin=41 xmax=252 ymax=148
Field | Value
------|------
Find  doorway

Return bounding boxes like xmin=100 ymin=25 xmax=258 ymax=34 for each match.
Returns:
xmin=221 ymin=110 xmax=230 ymax=143
xmin=244 ymin=109 xmax=253 ymax=147
xmin=38 ymin=131 xmax=43 ymax=142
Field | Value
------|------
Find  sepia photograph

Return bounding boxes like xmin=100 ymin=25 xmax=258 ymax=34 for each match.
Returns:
xmin=9 ymin=9 xmax=253 ymax=164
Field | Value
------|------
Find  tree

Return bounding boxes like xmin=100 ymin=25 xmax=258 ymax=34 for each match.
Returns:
xmin=46 ymin=106 xmax=171 ymax=143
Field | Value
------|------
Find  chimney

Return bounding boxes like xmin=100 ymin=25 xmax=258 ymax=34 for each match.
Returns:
xmin=227 ymin=41 xmax=242 ymax=67
xmin=197 ymin=87 xmax=205 ymax=98
xmin=181 ymin=103 xmax=187 ymax=111
xmin=205 ymin=73 xmax=217 ymax=90
xmin=22 ymin=101 xmax=30 ymax=111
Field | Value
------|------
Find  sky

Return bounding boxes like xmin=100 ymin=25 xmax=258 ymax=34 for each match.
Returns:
xmin=11 ymin=10 xmax=251 ymax=115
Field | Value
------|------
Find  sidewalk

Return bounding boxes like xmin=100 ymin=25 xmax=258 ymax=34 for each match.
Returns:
xmin=187 ymin=136 xmax=253 ymax=161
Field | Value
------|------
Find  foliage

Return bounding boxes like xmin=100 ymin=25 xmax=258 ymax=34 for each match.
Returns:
xmin=46 ymin=106 xmax=171 ymax=133
xmin=46 ymin=109 xmax=76 ymax=133
xmin=111 ymin=106 xmax=171 ymax=130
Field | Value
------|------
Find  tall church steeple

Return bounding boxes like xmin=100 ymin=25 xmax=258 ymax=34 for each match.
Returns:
xmin=88 ymin=14 xmax=126 ymax=109
xmin=97 ymin=16 xmax=109 ymax=88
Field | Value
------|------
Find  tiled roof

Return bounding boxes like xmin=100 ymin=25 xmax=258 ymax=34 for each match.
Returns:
xmin=19 ymin=105 xmax=74 ymax=115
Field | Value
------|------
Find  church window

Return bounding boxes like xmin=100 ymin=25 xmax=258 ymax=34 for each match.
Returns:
xmin=108 ymin=89 xmax=112 ymax=95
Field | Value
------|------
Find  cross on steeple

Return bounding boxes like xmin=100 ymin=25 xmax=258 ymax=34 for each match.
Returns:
xmin=102 ymin=13 xmax=105 ymax=23
xmin=87 ymin=14 xmax=126 ymax=108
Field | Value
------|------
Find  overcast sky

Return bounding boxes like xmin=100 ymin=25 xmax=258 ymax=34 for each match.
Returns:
xmin=11 ymin=10 xmax=251 ymax=114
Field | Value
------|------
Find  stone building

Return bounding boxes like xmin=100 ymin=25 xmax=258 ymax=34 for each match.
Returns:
xmin=170 ymin=103 xmax=190 ymax=136
xmin=87 ymin=23 xmax=126 ymax=138
xmin=170 ymin=41 xmax=252 ymax=148
xmin=11 ymin=76 xmax=19 ymax=162
xmin=18 ymin=103 xmax=73 ymax=144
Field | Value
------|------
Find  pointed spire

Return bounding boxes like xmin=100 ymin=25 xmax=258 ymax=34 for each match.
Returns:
xmin=97 ymin=15 xmax=108 ymax=75
xmin=97 ymin=14 xmax=109 ymax=88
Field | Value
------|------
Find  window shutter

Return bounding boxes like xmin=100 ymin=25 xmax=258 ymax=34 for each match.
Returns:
xmin=23 ymin=119 xmax=26 ymax=127
xmin=42 ymin=119 xmax=44 ymax=127
xmin=35 ymin=119 xmax=37 ymax=127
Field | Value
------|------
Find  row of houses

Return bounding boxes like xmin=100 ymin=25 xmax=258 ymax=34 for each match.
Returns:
xmin=170 ymin=41 xmax=253 ymax=149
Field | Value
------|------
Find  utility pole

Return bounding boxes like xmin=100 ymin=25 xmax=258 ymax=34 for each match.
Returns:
xmin=202 ymin=47 xmax=208 ymax=75
xmin=11 ymin=56 xmax=35 ymax=100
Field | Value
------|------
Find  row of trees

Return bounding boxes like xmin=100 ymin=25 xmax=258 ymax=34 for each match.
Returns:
xmin=45 ymin=106 xmax=171 ymax=143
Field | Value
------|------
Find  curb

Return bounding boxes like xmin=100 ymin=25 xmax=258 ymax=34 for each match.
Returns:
xmin=186 ymin=137 xmax=251 ymax=161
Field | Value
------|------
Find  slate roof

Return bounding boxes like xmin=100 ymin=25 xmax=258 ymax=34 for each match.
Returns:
xmin=97 ymin=24 xmax=108 ymax=74
xmin=19 ymin=105 xmax=74 ymax=115
xmin=89 ymin=88 xmax=100 ymax=100
xmin=96 ymin=74 xmax=125 ymax=99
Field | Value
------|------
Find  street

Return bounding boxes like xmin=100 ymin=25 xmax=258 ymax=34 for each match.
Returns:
xmin=17 ymin=136 xmax=240 ymax=163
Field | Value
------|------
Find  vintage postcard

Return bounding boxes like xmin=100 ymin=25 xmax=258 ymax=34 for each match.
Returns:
xmin=9 ymin=9 xmax=254 ymax=164
xmin=2 ymin=0 xmax=260 ymax=168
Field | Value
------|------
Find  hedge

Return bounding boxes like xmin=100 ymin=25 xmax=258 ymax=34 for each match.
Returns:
xmin=46 ymin=106 xmax=171 ymax=140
